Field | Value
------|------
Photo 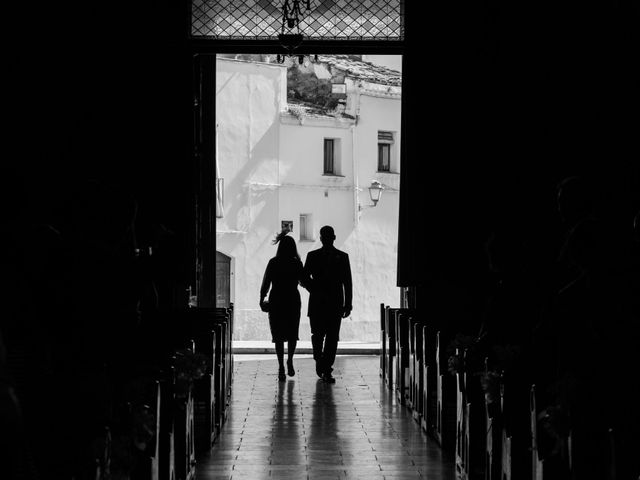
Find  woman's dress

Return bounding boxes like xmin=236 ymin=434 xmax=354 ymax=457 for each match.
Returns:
xmin=260 ymin=257 xmax=303 ymax=343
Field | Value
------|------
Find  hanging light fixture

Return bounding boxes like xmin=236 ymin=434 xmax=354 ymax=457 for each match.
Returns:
xmin=359 ymin=180 xmax=385 ymax=211
xmin=281 ymin=0 xmax=311 ymax=31
xmin=368 ymin=180 xmax=384 ymax=206
xmin=277 ymin=0 xmax=318 ymax=67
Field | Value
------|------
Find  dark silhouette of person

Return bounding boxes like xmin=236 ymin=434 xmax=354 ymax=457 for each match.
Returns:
xmin=303 ymin=225 xmax=352 ymax=383
xmin=260 ymin=231 xmax=308 ymax=381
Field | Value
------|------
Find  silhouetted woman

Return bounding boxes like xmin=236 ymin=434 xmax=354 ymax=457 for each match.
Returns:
xmin=260 ymin=231 xmax=307 ymax=381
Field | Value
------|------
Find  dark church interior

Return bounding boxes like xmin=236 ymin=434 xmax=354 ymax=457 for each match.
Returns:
xmin=2 ymin=1 xmax=640 ymax=479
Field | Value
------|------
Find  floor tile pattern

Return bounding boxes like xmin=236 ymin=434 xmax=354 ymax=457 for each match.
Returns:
xmin=195 ymin=355 xmax=455 ymax=480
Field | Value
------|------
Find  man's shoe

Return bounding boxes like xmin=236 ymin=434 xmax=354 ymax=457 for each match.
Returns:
xmin=315 ymin=362 xmax=323 ymax=378
xmin=322 ymin=373 xmax=336 ymax=383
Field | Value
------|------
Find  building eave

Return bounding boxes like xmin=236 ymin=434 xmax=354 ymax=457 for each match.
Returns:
xmin=280 ymin=112 xmax=356 ymax=128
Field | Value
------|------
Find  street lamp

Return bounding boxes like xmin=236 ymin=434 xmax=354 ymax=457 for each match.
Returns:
xmin=359 ymin=180 xmax=384 ymax=211
xmin=368 ymin=180 xmax=384 ymax=206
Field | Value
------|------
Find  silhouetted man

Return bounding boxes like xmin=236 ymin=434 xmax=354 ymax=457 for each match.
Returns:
xmin=303 ymin=226 xmax=352 ymax=383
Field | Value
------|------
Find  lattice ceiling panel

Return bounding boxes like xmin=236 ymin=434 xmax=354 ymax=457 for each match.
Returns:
xmin=192 ymin=0 xmax=403 ymax=40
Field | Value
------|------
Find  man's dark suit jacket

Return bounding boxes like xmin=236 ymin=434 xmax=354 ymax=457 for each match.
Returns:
xmin=303 ymin=246 xmax=352 ymax=318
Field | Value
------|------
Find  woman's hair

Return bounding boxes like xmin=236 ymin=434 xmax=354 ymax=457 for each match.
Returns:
xmin=273 ymin=230 xmax=300 ymax=261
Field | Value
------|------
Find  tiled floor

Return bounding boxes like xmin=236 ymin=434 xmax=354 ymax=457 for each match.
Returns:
xmin=195 ymin=355 xmax=455 ymax=480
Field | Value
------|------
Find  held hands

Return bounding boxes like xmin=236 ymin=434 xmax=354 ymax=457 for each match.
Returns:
xmin=259 ymin=299 xmax=269 ymax=313
xmin=342 ymin=306 xmax=352 ymax=318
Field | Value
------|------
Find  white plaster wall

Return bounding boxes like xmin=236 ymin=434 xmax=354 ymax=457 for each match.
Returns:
xmin=342 ymin=93 xmax=402 ymax=341
xmin=216 ymin=58 xmax=288 ymax=340
xmin=279 ymin=118 xmax=354 ymax=184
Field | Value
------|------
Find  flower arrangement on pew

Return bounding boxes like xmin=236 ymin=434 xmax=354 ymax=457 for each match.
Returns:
xmin=131 ymin=403 xmax=156 ymax=452
xmin=173 ymin=348 xmax=211 ymax=399
xmin=478 ymin=344 xmax=522 ymax=405
xmin=446 ymin=333 xmax=482 ymax=375
xmin=537 ymin=403 xmax=571 ymax=459
xmin=108 ymin=403 xmax=157 ymax=480
xmin=479 ymin=369 xmax=501 ymax=405
xmin=533 ymin=372 xmax=577 ymax=463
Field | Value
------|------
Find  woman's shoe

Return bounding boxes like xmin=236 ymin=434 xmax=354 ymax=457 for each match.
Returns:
xmin=278 ymin=367 xmax=286 ymax=382
xmin=287 ymin=359 xmax=295 ymax=377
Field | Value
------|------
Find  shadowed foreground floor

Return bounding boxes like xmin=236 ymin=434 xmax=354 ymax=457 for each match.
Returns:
xmin=195 ymin=355 xmax=455 ymax=480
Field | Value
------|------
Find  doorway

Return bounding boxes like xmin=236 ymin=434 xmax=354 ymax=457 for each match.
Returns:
xmin=215 ymin=53 xmax=402 ymax=343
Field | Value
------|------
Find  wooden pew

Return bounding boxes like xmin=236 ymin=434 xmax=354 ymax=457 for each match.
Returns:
xmin=380 ymin=303 xmax=386 ymax=379
xmin=91 ymin=426 xmax=112 ymax=480
xmin=434 ymin=331 xmax=457 ymax=453
xmin=164 ymin=306 xmax=235 ymax=474
xmin=173 ymin=341 xmax=196 ymax=480
xmin=384 ymin=306 xmax=398 ymax=390
xmin=407 ymin=314 xmax=416 ymax=409
xmin=455 ymin=348 xmax=470 ymax=480
xmin=607 ymin=428 xmax=616 ymax=480
xmin=213 ymin=310 xmax=229 ymax=431
xmin=183 ymin=307 xmax=232 ymax=439
xmin=182 ymin=307 xmax=232 ymax=451
xmin=395 ymin=309 xmax=412 ymax=405
xmin=151 ymin=380 xmax=161 ymax=480
xmin=193 ymin=328 xmax=216 ymax=453
xmin=529 ymin=384 xmax=543 ymax=480
xmin=130 ymin=312 xmax=186 ymax=480
xmin=159 ymin=369 xmax=176 ymax=480
xmin=122 ymin=376 xmax=161 ymax=480
xmin=484 ymin=359 xmax=501 ymax=480
xmin=497 ymin=370 xmax=534 ymax=480
xmin=216 ymin=306 xmax=234 ymax=403
xmin=410 ymin=315 xmax=425 ymax=422
xmin=500 ymin=372 xmax=512 ymax=480
xmin=422 ymin=322 xmax=437 ymax=434
xmin=145 ymin=314 xmax=201 ymax=480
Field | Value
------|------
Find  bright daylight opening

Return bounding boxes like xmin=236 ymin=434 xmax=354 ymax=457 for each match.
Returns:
xmin=215 ymin=53 xmax=402 ymax=347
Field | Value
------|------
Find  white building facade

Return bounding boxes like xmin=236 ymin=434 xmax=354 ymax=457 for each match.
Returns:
xmin=216 ymin=56 xmax=402 ymax=343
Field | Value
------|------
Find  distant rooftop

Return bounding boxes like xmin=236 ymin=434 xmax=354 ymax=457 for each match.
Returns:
xmin=316 ymin=54 xmax=402 ymax=87
xmin=217 ymin=53 xmax=402 ymax=88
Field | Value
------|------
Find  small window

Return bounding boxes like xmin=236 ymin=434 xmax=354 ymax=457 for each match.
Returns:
xmin=378 ymin=144 xmax=391 ymax=172
xmin=281 ymin=220 xmax=293 ymax=233
xmin=299 ymin=214 xmax=313 ymax=241
xmin=324 ymin=138 xmax=335 ymax=174
xmin=378 ymin=131 xmax=394 ymax=172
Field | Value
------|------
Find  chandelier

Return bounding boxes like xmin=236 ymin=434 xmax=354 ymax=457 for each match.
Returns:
xmin=277 ymin=0 xmax=317 ymax=66
xmin=281 ymin=0 xmax=311 ymax=31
